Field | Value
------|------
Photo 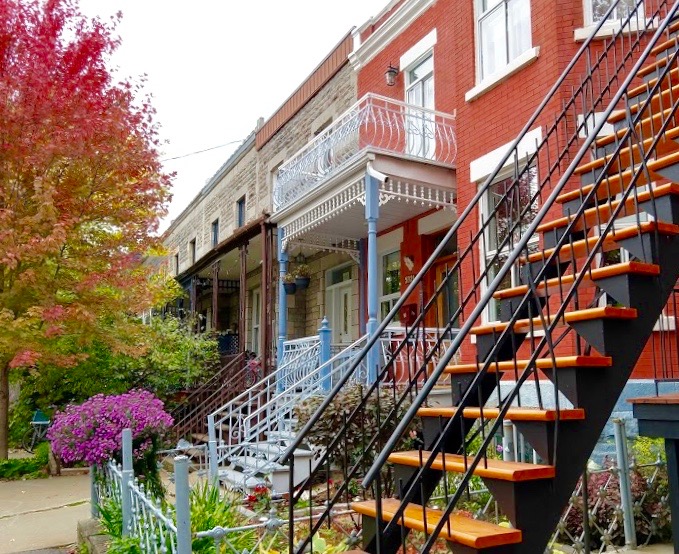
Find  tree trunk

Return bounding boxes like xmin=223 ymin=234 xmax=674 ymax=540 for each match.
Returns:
xmin=0 ymin=362 xmax=9 ymax=459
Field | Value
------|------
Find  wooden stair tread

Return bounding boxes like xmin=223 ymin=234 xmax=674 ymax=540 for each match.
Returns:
xmin=470 ymin=306 xmax=636 ymax=336
xmin=539 ymin=183 xmax=679 ymax=235
xmin=389 ymin=450 xmax=555 ymax=481
xmin=628 ymin=65 xmax=679 ymax=99
xmin=493 ymin=261 xmax=659 ymax=300
xmin=637 ymin=54 xmax=671 ymax=79
xmin=444 ymin=355 xmax=612 ymax=374
xmin=351 ymin=498 xmax=523 ymax=548
xmin=417 ymin=406 xmax=586 ymax=421
xmin=524 ymin=221 xmax=679 ymax=264
xmin=574 ymin=129 xmax=679 ymax=175
xmin=557 ymin=152 xmax=679 ymax=206
xmin=651 ymin=36 xmax=679 ymax=56
xmin=595 ymin=105 xmax=676 ymax=148
xmin=608 ymin=81 xmax=679 ymax=124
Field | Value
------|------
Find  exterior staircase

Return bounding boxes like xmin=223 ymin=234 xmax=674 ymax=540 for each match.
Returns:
xmin=278 ymin=1 xmax=679 ymax=553
xmin=171 ymin=352 xmax=249 ymax=443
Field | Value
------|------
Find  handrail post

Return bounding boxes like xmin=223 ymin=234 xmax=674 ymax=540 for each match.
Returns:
xmin=174 ymin=455 xmax=192 ymax=554
xmin=207 ymin=414 xmax=219 ymax=485
xmin=319 ymin=317 xmax=332 ymax=391
xmin=121 ymin=428 xmax=133 ymax=537
xmin=614 ymin=418 xmax=637 ymax=548
xmin=90 ymin=465 xmax=99 ymax=518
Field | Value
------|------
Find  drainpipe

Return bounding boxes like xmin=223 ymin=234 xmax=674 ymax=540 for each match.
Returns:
xmin=277 ymin=230 xmax=289 ymax=368
xmin=365 ymin=163 xmax=387 ymax=382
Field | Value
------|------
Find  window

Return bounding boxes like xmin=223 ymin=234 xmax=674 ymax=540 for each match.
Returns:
xmin=211 ymin=219 xmax=219 ymax=247
xmin=405 ymin=54 xmax=435 ymax=159
xmin=380 ymin=250 xmax=401 ymax=323
xmin=477 ymin=0 xmax=531 ymax=81
xmin=189 ymin=239 xmax=196 ymax=265
xmin=586 ymin=0 xmax=638 ymax=25
xmin=481 ymin=166 xmax=538 ymax=321
xmin=251 ymin=288 xmax=261 ymax=355
xmin=173 ymin=253 xmax=179 ymax=276
xmin=237 ymin=196 xmax=246 ymax=227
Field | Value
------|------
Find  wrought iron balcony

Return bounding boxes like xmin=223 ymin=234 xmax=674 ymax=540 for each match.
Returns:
xmin=273 ymin=93 xmax=457 ymax=212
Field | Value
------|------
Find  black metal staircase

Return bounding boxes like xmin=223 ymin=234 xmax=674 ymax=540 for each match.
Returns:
xmin=282 ymin=1 xmax=679 ymax=552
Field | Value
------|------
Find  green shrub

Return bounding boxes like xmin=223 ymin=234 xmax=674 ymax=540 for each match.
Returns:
xmin=190 ymin=481 xmax=256 ymax=553
xmin=107 ymin=536 xmax=142 ymax=554
xmin=98 ymin=496 xmax=123 ymax=538
xmin=0 ymin=442 xmax=49 ymax=480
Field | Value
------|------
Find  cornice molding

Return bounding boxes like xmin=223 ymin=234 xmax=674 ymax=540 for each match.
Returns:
xmin=349 ymin=0 xmax=435 ymax=71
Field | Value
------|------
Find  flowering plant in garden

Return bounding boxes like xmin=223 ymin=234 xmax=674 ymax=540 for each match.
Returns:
xmin=48 ymin=390 xmax=173 ymax=466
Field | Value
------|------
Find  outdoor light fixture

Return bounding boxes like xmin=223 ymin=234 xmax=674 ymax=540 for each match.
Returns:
xmin=295 ymin=251 xmax=307 ymax=265
xmin=385 ymin=64 xmax=399 ymax=86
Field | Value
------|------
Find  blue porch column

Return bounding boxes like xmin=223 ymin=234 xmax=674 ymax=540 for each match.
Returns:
xmin=318 ymin=317 xmax=332 ymax=391
xmin=365 ymin=168 xmax=381 ymax=382
xmin=277 ymin=230 xmax=289 ymax=368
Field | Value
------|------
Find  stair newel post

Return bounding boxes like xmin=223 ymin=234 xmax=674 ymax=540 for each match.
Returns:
xmin=614 ymin=418 xmax=637 ymax=548
xmin=121 ymin=428 xmax=133 ymax=537
xmin=174 ymin=455 xmax=192 ymax=554
xmin=90 ymin=464 xmax=99 ymax=518
xmin=319 ymin=317 xmax=332 ymax=392
xmin=207 ymin=414 xmax=219 ymax=485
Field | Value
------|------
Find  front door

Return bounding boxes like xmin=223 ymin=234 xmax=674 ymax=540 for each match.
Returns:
xmin=326 ymin=264 xmax=353 ymax=345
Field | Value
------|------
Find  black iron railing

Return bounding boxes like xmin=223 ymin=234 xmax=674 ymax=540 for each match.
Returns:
xmin=282 ymin=1 xmax=679 ymax=552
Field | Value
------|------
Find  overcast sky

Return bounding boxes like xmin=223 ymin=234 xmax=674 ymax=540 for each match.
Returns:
xmin=77 ymin=0 xmax=390 ymax=232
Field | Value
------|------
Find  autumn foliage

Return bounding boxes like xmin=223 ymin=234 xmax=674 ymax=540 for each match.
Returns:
xmin=0 ymin=0 xmax=173 ymax=456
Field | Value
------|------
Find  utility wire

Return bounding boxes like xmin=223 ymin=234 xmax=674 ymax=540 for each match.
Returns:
xmin=161 ymin=139 xmax=243 ymax=162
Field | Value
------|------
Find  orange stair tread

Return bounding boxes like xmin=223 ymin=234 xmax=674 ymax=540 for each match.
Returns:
xmin=608 ymin=81 xmax=679 ymax=123
xmin=637 ymin=54 xmax=671 ymax=79
xmin=539 ymin=183 xmax=679 ymax=233
xmin=389 ymin=451 xmax=555 ymax=481
xmin=628 ymin=65 xmax=679 ymax=98
xmin=351 ymin=498 xmax=522 ymax=548
xmin=557 ymin=152 xmax=679 ymax=205
xmin=470 ymin=306 xmax=637 ymax=336
xmin=651 ymin=35 xmax=679 ymax=57
xmin=493 ymin=261 xmax=660 ymax=300
xmin=524 ymin=221 xmax=679 ymax=263
xmin=574 ymin=129 xmax=679 ymax=175
xmin=444 ymin=355 xmax=613 ymax=374
xmin=595 ymin=106 xmax=675 ymax=148
xmin=417 ymin=406 xmax=586 ymax=422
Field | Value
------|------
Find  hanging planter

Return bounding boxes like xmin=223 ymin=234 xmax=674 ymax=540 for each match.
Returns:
xmin=282 ymin=273 xmax=297 ymax=295
xmin=294 ymin=264 xmax=311 ymax=291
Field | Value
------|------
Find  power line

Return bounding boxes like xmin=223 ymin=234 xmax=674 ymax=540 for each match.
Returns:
xmin=161 ymin=139 xmax=244 ymax=162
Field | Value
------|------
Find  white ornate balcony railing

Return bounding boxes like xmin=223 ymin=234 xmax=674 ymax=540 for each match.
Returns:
xmin=273 ymin=93 xmax=457 ymax=212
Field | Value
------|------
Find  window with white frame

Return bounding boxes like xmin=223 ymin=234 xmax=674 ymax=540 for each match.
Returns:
xmin=406 ymin=54 xmax=435 ymax=159
xmin=481 ymin=166 xmax=539 ymax=321
xmin=585 ymin=0 xmax=638 ymax=25
xmin=477 ymin=0 xmax=532 ymax=81
xmin=251 ymin=288 xmax=261 ymax=355
xmin=380 ymin=250 xmax=401 ymax=323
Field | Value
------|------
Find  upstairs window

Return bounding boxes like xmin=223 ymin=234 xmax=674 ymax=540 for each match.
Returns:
xmin=405 ymin=54 xmax=435 ymax=159
xmin=237 ymin=196 xmax=246 ymax=228
xmin=173 ymin=253 xmax=179 ymax=276
xmin=189 ymin=239 xmax=196 ymax=265
xmin=585 ymin=0 xmax=638 ymax=25
xmin=477 ymin=0 xmax=532 ymax=81
xmin=211 ymin=219 xmax=219 ymax=247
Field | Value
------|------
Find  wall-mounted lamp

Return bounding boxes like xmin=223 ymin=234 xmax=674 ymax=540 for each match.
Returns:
xmin=385 ymin=64 xmax=399 ymax=87
xmin=295 ymin=251 xmax=307 ymax=265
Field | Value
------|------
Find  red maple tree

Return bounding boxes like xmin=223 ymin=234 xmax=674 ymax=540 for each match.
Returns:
xmin=0 ymin=0 xmax=173 ymax=457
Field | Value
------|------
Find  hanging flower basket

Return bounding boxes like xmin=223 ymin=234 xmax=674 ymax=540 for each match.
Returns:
xmin=283 ymin=281 xmax=297 ymax=295
xmin=295 ymin=277 xmax=310 ymax=290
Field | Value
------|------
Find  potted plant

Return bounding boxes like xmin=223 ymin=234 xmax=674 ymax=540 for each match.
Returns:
xmin=282 ymin=272 xmax=297 ymax=294
xmin=294 ymin=264 xmax=311 ymax=290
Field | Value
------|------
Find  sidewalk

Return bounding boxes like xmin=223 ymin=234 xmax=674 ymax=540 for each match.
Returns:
xmin=0 ymin=474 xmax=90 ymax=554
